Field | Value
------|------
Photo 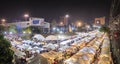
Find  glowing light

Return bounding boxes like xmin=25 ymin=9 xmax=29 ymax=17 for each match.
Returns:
xmin=58 ymin=35 xmax=65 ymax=40
xmin=57 ymin=28 xmax=60 ymax=31
xmin=60 ymin=22 xmax=64 ymax=25
xmin=28 ymin=31 xmax=31 ymax=34
xmin=1 ymin=19 xmax=6 ymax=22
xmin=65 ymin=14 xmax=69 ymax=18
xmin=59 ymin=31 xmax=63 ymax=34
xmin=78 ymin=22 xmax=82 ymax=27
xmin=4 ymin=32 xmax=7 ymax=34
xmin=24 ymin=14 xmax=29 ymax=18
xmin=9 ymin=32 xmax=13 ymax=34
xmin=53 ymin=27 xmax=56 ymax=30
xmin=23 ymin=31 xmax=26 ymax=34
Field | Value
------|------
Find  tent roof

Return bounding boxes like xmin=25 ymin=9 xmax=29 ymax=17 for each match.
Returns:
xmin=33 ymin=34 xmax=45 ymax=40
xmin=45 ymin=35 xmax=59 ymax=40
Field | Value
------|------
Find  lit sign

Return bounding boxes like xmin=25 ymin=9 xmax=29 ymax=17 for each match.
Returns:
xmin=96 ymin=20 xmax=100 ymax=24
xmin=33 ymin=20 xmax=39 ymax=24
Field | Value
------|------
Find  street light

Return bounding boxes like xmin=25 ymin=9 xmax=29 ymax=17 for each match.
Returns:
xmin=64 ymin=14 xmax=69 ymax=32
xmin=24 ymin=14 xmax=29 ymax=18
xmin=65 ymin=14 xmax=69 ymax=18
xmin=65 ymin=14 xmax=69 ymax=25
xmin=77 ymin=22 xmax=82 ymax=27
xmin=1 ymin=19 xmax=6 ymax=22
xmin=60 ymin=22 xmax=64 ymax=26
xmin=1 ymin=19 xmax=6 ymax=25
xmin=76 ymin=21 xmax=82 ymax=32
xmin=24 ymin=14 xmax=29 ymax=21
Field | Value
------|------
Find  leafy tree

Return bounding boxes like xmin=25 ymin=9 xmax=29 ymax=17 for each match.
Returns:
xmin=51 ymin=19 xmax=57 ymax=27
xmin=9 ymin=25 xmax=17 ymax=33
xmin=23 ymin=26 xmax=32 ymax=33
xmin=0 ymin=25 xmax=5 ymax=34
xmin=99 ymin=26 xmax=110 ymax=33
xmin=0 ymin=34 xmax=14 ymax=64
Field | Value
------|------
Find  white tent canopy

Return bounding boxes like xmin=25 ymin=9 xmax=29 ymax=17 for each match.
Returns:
xmin=12 ymin=47 xmax=26 ymax=57
xmin=79 ymin=47 xmax=96 ymax=54
xmin=44 ymin=43 xmax=58 ymax=50
xmin=33 ymin=34 xmax=45 ymax=41
xmin=45 ymin=35 xmax=59 ymax=40
xmin=60 ymin=40 xmax=72 ymax=46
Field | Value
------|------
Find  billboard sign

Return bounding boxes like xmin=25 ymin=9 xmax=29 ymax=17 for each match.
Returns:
xmin=32 ymin=20 xmax=40 ymax=24
xmin=30 ymin=17 xmax=44 ymax=26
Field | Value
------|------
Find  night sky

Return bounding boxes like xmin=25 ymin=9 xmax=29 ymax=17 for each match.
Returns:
xmin=0 ymin=0 xmax=112 ymax=24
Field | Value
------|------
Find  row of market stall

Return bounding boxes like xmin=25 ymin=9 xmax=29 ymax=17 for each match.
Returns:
xmin=26 ymin=33 xmax=93 ymax=64
xmin=64 ymin=32 xmax=105 ymax=64
xmin=97 ymin=33 xmax=112 ymax=64
xmin=64 ymin=33 xmax=112 ymax=64
xmin=10 ymin=32 xmax=92 ymax=63
xmin=8 ymin=30 xmax=103 ymax=64
xmin=36 ymin=31 xmax=103 ymax=64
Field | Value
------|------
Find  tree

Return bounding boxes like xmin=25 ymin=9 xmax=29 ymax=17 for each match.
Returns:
xmin=9 ymin=25 xmax=17 ymax=33
xmin=0 ymin=34 xmax=14 ymax=64
xmin=99 ymin=26 xmax=110 ymax=33
xmin=23 ymin=26 xmax=32 ymax=33
xmin=0 ymin=25 xmax=5 ymax=34
xmin=51 ymin=19 xmax=57 ymax=27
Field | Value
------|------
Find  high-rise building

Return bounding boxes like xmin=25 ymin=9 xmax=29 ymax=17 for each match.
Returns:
xmin=94 ymin=17 xmax=105 ymax=26
xmin=109 ymin=0 xmax=120 ymax=31
xmin=109 ymin=0 xmax=120 ymax=64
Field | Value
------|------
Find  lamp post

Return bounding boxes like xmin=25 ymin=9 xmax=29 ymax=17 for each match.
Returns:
xmin=60 ymin=22 xmax=63 ymax=26
xmin=1 ymin=19 xmax=6 ymax=26
xmin=77 ymin=22 xmax=82 ymax=27
xmin=65 ymin=14 xmax=69 ymax=25
xmin=24 ymin=14 xmax=29 ymax=21
xmin=0 ymin=19 xmax=6 ymax=33
xmin=64 ymin=14 xmax=69 ymax=32
xmin=77 ymin=22 xmax=82 ymax=32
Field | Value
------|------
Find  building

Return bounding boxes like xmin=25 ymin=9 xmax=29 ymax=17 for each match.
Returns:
xmin=109 ymin=0 xmax=120 ymax=64
xmin=93 ymin=17 xmax=105 ymax=29
xmin=94 ymin=17 xmax=105 ymax=26
xmin=109 ymin=0 xmax=120 ymax=31
xmin=7 ymin=17 xmax=50 ymax=33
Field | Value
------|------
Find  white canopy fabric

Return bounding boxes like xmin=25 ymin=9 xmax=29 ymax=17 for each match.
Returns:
xmin=15 ymin=51 xmax=26 ymax=57
xmin=60 ymin=40 xmax=72 ymax=45
xmin=22 ymin=40 xmax=33 ymax=44
xmin=45 ymin=43 xmax=56 ymax=50
xmin=45 ymin=35 xmax=59 ymax=40
xmin=13 ymin=48 xmax=26 ymax=57
xmin=58 ymin=45 xmax=69 ymax=51
xmin=64 ymin=58 xmax=77 ymax=64
xmin=79 ymin=47 xmax=96 ymax=54
xmin=33 ymin=34 xmax=45 ymax=41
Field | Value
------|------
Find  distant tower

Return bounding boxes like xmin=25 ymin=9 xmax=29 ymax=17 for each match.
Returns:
xmin=94 ymin=17 xmax=105 ymax=26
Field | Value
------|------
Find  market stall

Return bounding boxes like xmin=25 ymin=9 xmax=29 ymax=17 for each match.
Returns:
xmin=98 ymin=37 xmax=111 ymax=64
xmin=87 ymin=37 xmax=97 ymax=46
xmin=40 ymin=51 xmax=63 ymax=64
xmin=33 ymin=34 xmax=45 ymax=41
xmin=45 ymin=35 xmax=59 ymax=40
